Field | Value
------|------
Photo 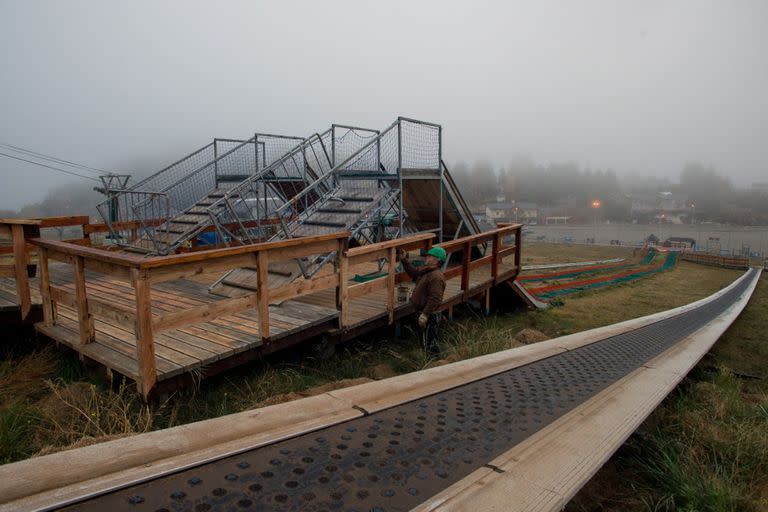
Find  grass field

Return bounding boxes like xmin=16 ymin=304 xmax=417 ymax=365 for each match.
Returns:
xmin=0 ymin=243 xmax=764 ymax=509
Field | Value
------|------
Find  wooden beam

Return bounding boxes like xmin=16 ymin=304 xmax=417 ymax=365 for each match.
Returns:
xmin=346 ymin=233 xmax=434 ymax=258
xmin=387 ymin=247 xmax=396 ymax=324
xmin=11 ymin=224 xmax=32 ymax=320
xmin=468 ymin=254 xmax=494 ymax=271
xmin=29 ymin=238 xmax=143 ymax=268
xmin=269 ymin=273 xmax=339 ymax=304
xmin=256 ymin=251 xmax=269 ymax=340
xmin=44 ymin=248 xmax=133 ymax=281
xmin=338 ymin=239 xmax=349 ymax=328
xmin=38 ymin=215 xmax=91 ymax=229
xmin=498 ymin=245 xmax=517 ymax=259
xmin=132 ymin=268 xmax=157 ymax=399
xmin=266 ymin=239 xmax=341 ymax=263
xmin=73 ymin=256 xmax=95 ymax=344
xmin=347 ymin=237 xmax=433 ymax=267
xmin=50 ymin=285 xmax=136 ymax=332
xmin=461 ymin=241 xmax=471 ymax=293
xmin=152 ymin=294 xmax=253 ymax=333
xmin=137 ymin=231 xmax=350 ymax=270
xmin=348 ymin=276 xmax=388 ymax=299
xmin=38 ymin=247 xmax=54 ymax=327
xmin=0 ymin=265 xmax=15 ymax=278
xmin=491 ymin=232 xmax=500 ymax=280
xmin=444 ymin=266 xmax=463 ymax=280
xmin=147 ymin=253 xmax=256 ymax=284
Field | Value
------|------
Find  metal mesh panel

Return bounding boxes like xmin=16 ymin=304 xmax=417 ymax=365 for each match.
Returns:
xmin=254 ymin=134 xmax=306 ymax=173
xmin=337 ymin=121 xmax=399 ymax=175
xmin=331 ymin=125 xmax=380 ymax=166
xmin=213 ymin=139 xmax=257 ymax=183
xmin=400 ymin=119 xmax=440 ymax=170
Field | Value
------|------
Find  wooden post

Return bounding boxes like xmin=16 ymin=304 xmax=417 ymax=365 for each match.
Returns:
xmin=132 ymin=268 xmax=157 ymax=399
xmin=461 ymin=240 xmax=471 ymax=297
xmin=484 ymin=289 xmax=491 ymax=316
xmin=38 ymin=247 xmax=54 ymax=326
xmin=491 ymin=232 xmax=500 ymax=282
xmin=387 ymin=246 xmax=396 ymax=324
xmin=74 ymin=256 xmax=95 ymax=343
xmin=256 ymin=250 xmax=269 ymax=340
xmin=514 ymin=226 xmax=522 ymax=272
xmin=11 ymin=224 xmax=32 ymax=320
xmin=337 ymin=239 xmax=349 ymax=328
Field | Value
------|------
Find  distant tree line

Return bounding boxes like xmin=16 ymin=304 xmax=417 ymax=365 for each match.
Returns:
xmin=448 ymin=158 xmax=768 ymax=225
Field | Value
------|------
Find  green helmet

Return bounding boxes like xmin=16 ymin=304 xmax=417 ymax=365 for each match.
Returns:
xmin=426 ymin=246 xmax=447 ymax=263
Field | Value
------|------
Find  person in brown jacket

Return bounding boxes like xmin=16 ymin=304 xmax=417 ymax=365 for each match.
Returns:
xmin=399 ymin=246 xmax=447 ymax=357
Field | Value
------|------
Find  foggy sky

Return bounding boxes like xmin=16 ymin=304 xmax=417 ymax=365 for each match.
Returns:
xmin=1 ymin=0 xmax=766 ymax=210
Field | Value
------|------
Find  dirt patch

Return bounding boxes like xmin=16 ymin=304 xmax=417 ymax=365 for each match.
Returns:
xmin=367 ymin=363 xmax=397 ymax=380
xmin=513 ymin=328 xmax=550 ymax=345
xmin=254 ymin=377 xmax=374 ymax=408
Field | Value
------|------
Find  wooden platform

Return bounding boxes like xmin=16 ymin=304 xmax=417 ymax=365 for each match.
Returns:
xmin=1 ymin=266 xmax=339 ymax=383
xmin=1 ymin=218 xmax=522 ymax=398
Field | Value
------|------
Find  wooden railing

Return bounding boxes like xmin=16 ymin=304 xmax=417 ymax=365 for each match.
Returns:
xmin=22 ymin=220 xmax=521 ymax=398
xmin=30 ymin=232 xmax=352 ymax=397
xmin=680 ymin=251 xmax=749 ymax=269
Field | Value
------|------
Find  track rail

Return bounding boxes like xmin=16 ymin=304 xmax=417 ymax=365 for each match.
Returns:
xmin=0 ymin=269 xmax=760 ymax=512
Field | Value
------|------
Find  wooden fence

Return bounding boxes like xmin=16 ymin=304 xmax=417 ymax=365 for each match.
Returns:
xmin=680 ymin=251 xmax=750 ymax=269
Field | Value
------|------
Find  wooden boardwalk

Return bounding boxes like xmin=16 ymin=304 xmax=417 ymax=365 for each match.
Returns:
xmin=0 ymin=218 xmax=522 ymax=398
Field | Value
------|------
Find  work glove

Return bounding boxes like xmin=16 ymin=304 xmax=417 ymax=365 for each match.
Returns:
xmin=418 ymin=313 xmax=428 ymax=329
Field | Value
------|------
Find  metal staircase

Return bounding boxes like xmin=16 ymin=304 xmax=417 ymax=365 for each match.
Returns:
xmin=209 ymin=117 xmax=474 ymax=296
xmin=96 ymin=135 xmax=303 ymax=254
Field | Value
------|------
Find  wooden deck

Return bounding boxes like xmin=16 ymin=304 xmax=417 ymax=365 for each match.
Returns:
xmin=1 ymin=218 xmax=522 ymax=398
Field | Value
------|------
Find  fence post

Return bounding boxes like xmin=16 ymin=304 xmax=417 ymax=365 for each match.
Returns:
xmin=461 ymin=240 xmax=471 ymax=297
xmin=38 ymin=247 xmax=54 ymax=326
xmin=256 ymin=250 xmax=270 ymax=340
xmin=132 ymin=268 xmax=156 ymax=398
xmin=337 ymin=239 xmax=349 ymax=328
xmin=491 ymin=232 xmax=500 ymax=282
xmin=74 ymin=256 xmax=95 ymax=343
xmin=11 ymin=224 xmax=32 ymax=320
xmin=387 ymin=247 xmax=396 ymax=324
xmin=514 ymin=226 xmax=522 ymax=271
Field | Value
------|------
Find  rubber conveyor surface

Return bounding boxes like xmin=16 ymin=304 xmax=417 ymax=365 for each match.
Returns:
xmin=62 ymin=269 xmax=758 ymax=512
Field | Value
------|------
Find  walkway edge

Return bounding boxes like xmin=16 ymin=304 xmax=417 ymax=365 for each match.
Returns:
xmin=413 ymin=268 xmax=761 ymax=511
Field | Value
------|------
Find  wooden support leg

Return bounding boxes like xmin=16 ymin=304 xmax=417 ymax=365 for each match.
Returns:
xmin=447 ymin=305 xmax=454 ymax=321
xmin=74 ymin=256 xmax=95 ymax=343
xmin=11 ymin=225 xmax=31 ymax=321
xmin=484 ymin=289 xmax=491 ymax=316
xmin=132 ymin=268 xmax=157 ymax=399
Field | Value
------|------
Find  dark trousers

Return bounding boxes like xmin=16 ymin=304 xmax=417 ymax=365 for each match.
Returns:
xmin=420 ymin=312 xmax=441 ymax=357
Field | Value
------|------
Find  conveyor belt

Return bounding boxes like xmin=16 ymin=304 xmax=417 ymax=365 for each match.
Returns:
xmin=61 ymin=269 xmax=758 ymax=512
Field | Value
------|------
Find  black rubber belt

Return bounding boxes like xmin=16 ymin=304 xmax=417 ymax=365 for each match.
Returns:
xmin=60 ymin=270 xmax=756 ymax=512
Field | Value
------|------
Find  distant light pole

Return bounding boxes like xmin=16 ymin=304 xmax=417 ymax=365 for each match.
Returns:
xmin=591 ymin=199 xmax=602 ymax=243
